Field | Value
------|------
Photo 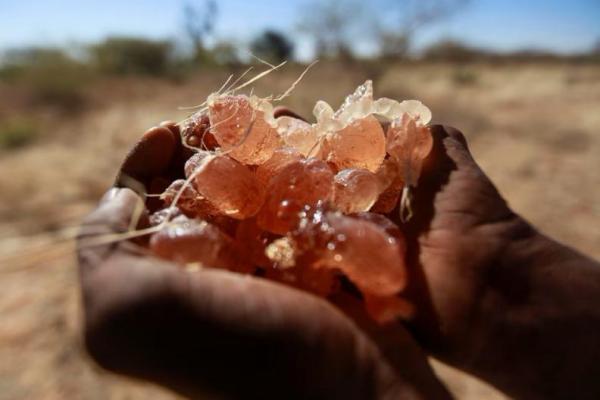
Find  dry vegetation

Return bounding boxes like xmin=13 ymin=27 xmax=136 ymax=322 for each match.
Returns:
xmin=1 ymin=61 xmax=599 ymax=399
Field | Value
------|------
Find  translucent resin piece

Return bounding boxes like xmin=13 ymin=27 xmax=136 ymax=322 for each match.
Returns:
xmin=192 ymin=154 xmax=264 ymax=219
xmin=255 ymin=147 xmax=304 ymax=187
xmin=150 ymin=215 xmax=251 ymax=273
xmin=207 ymin=94 xmax=281 ymax=165
xmin=184 ymin=150 xmax=213 ymax=178
xmin=375 ymin=158 xmax=401 ymax=190
xmin=160 ymin=179 xmax=218 ymax=218
xmin=350 ymin=212 xmax=404 ymax=240
xmin=364 ymin=294 xmax=415 ymax=324
xmin=265 ymin=265 xmax=339 ymax=297
xmin=313 ymin=100 xmax=335 ymax=126
xmin=276 ymin=117 xmax=320 ymax=157
xmin=373 ymin=98 xmax=432 ymax=125
xmin=205 ymin=214 xmax=239 ymax=237
xmin=371 ymin=159 xmax=404 ymax=213
xmin=322 ymin=115 xmax=386 ymax=172
xmin=370 ymin=188 xmax=401 ymax=214
xmin=161 ymin=179 xmax=198 ymax=210
xmin=386 ymin=114 xmax=433 ymax=187
xmin=257 ymin=158 xmax=334 ymax=234
xmin=181 ymin=113 xmax=218 ymax=149
xmin=235 ymin=218 xmax=276 ymax=268
xmin=292 ymin=208 xmax=407 ymax=297
xmin=333 ymin=168 xmax=380 ymax=213
xmin=334 ymin=80 xmax=374 ymax=123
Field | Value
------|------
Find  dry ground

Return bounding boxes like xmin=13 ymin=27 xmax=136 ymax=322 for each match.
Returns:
xmin=1 ymin=61 xmax=598 ymax=399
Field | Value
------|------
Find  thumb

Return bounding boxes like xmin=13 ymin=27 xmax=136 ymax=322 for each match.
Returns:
xmin=423 ymin=125 xmax=477 ymax=174
xmin=78 ymin=188 xmax=148 ymax=268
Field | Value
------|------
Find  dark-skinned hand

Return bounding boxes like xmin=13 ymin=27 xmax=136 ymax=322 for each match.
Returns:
xmin=80 ymin=108 xmax=600 ymax=400
xmin=388 ymin=125 xmax=600 ymax=400
xmin=78 ymin=111 xmax=453 ymax=400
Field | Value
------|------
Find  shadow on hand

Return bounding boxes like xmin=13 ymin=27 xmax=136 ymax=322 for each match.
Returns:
xmin=389 ymin=125 xmax=458 ymax=351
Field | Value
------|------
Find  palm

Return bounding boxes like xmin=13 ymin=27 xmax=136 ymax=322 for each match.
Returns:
xmin=395 ymin=126 xmax=526 ymax=356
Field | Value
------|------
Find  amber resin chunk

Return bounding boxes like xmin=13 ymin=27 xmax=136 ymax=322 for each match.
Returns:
xmin=181 ymin=113 xmax=218 ymax=149
xmin=371 ymin=158 xmax=404 ymax=213
xmin=256 ymin=158 xmax=334 ymax=234
xmin=184 ymin=150 xmax=212 ymax=178
xmin=276 ymin=117 xmax=320 ymax=157
xmin=321 ymin=115 xmax=386 ymax=172
xmin=255 ymin=147 xmax=304 ymax=187
xmin=265 ymin=264 xmax=339 ymax=297
xmin=364 ymin=294 xmax=415 ymax=324
xmin=150 ymin=215 xmax=252 ymax=273
xmin=207 ymin=94 xmax=281 ymax=165
xmin=191 ymin=154 xmax=264 ymax=219
xmin=333 ymin=168 xmax=381 ymax=213
xmin=386 ymin=113 xmax=433 ymax=187
xmin=292 ymin=207 xmax=407 ymax=297
xmin=235 ymin=218 xmax=276 ymax=269
xmin=160 ymin=179 xmax=218 ymax=218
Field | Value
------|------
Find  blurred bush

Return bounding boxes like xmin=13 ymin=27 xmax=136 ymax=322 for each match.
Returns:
xmin=0 ymin=47 xmax=89 ymax=109
xmin=90 ymin=37 xmax=174 ymax=76
xmin=423 ymin=39 xmax=487 ymax=62
xmin=0 ymin=117 xmax=38 ymax=149
xmin=250 ymin=30 xmax=295 ymax=63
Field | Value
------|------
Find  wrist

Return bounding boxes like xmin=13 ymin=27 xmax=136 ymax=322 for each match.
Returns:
xmin=466 ymin=222 xmax=600 ymax=398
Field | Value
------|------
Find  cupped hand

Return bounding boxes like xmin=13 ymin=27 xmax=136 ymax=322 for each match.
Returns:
xmin=395 ymin=125 xmax=534 ymax=363
xmin=77 ymin=114 xmax=452 ymax=400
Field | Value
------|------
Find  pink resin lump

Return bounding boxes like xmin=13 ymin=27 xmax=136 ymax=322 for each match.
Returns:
xmin=146 ymin=79 xmax=433 ymax=324
xmin=207 ymin=94 xmax=281 ymax=165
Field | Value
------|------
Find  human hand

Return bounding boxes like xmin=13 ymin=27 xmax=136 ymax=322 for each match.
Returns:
xmin=392 ymin=125 xmax=600 ymax=399
xmin=77 ymin=117 xmax=453 ymax=399
xmin=392 ymin=125 xmax=530 ymax=353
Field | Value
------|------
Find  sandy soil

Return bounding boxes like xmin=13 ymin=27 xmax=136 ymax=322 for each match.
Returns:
xmin=1 ymin=62 xmax=598 ymax=399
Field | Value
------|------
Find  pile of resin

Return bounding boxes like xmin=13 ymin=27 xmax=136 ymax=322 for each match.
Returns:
xmin=148 ymin=81 xmax=433 ymax=324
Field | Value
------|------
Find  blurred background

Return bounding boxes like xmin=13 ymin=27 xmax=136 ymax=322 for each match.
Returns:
xmin=0 ymin=0 xmax=599 ymax=398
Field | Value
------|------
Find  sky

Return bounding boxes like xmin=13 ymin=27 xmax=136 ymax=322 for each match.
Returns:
xmin=1 ymin=0 xmax=599 ymax=60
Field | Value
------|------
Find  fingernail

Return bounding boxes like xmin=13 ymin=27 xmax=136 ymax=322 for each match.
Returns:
xmin=100 ymin=188 xmax=120 ymax=203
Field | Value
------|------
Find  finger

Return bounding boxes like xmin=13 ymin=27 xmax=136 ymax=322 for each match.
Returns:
xmin=78 ymin=188 xmax=148 ymax=268
xmin=273 ymin=106 xmax=307 ymax=122
xmin=83 ymin=188 xmax=144 ymax=234
xmin=159 ymin=120 xmax=179 ymax=133
xmin=82 ymin=250 xmax=387 ymax=399
xmin=116 ymin=125 xmax=178 ymax=189
xmin=162 ymin=120 xmax=197 ymax=182
xmin=442 ymin=125 xmax=469 ymax=150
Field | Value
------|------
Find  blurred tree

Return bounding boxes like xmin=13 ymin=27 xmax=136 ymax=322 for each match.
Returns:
xmin=378 ymin=0 xmax=471 ymax=59
xmin=91 ymin=37 xmax=173 ymax=76
xmin=378 ymin=31 xmax=410 ymax=60
xmin=298 ymin=0 xmax=366 ymax=60
xmin=183 ymin=0 xmax=218 ymax=63
xmin=250 ymin=30 xmax=295 ymax=63
xmin=212 ymin=41 xmax=241 ymax=67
